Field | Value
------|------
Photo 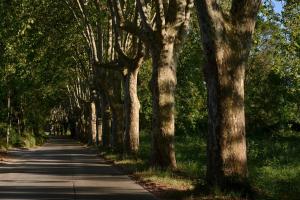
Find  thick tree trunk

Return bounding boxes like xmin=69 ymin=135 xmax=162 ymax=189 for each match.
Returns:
xmin=150 ymin=41 xmax=177 ymax=169
xmin=204 ymin=47 xmax=247 ymax=187
xmin=101 ymin=95 xmax=111 ymax=147
xmin=195 ymin=0 xmax=260 ymax=189
xmin=89 ymin=100 xmax=97 ymax=144
xmin=124 ymin=67 xmax=140 ymax=155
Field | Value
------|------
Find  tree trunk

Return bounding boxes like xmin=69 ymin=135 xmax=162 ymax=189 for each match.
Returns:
xmin=75 ymin=120 xmax=80 ymax=139
xmin=124 ymin=67 xmax=140 ymax=155
xmin=89 ymin=100 xmax=97 ymax=144
xmin=108 ymin=73 xmax=124 ymax=153
xmin=97 ymin=116 xmax=102 ymax=145
xmin=101 ymin=95 xmax=111 ymax=147
xmin=96 ymin=97 xmax=103 ymax=146
xmin=150 ymin=40 xmax=177 ymax=169
xmin=69 ymin=118 xmax=76 ymax=138
xmin=204 ymin=46 xmax=248 ymax=187
xmin=6 ymin=93 xmax=11 ymax=146
xmin=195 ymin=0 xmax=261 ymax=188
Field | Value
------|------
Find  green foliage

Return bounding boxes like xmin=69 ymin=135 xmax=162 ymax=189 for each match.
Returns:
xmin=246 ymin=1 xmax=300 ymax=131
xmin=176 ymin=18 xmax=207 ymax=136
xmin=138 ymin=60 xmax=152 ymax=130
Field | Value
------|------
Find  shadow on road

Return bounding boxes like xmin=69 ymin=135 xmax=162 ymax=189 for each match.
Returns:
xmin=0 ymin=138 xmax=157 ymax=200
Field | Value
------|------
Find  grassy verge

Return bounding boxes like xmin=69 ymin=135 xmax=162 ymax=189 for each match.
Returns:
xmin=0 ymin=128 xmax=48 ymax=150
xmin=99 ymin=129 xmax=300 ymax=200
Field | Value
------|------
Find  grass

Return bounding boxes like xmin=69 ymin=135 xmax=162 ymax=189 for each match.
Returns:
xmin=248 ymin=131 xmax=300 ymax=200
xmin=99 ymin=129 xmax=300 ymax=200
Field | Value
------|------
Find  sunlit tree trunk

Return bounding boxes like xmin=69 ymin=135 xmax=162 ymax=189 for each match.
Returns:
xmin=150 ymin=40 xmax=177 ymax=168
xmin=89 ymin=98 xmax=97 ymax=144
xmin=124 ymin=66 xmax=140 ymax=155
xmin=96 ymin=96 xmax=102 ymax=146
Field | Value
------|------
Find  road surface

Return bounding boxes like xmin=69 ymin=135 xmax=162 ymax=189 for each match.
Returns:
xmin=0 ymin=138 xmax=157 ymax=200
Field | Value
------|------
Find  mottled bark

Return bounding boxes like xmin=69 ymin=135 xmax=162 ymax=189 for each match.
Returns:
xmin=195 ymin=0 xmax=261 ymax=188
xmin=151 ymin=40 xmax=177 ymax=169
xmin=204 ymin=46 xmax=247 ymax=187
xmin=124 ymin=67 xmax=140 ymax=155
xmin=89 ymin=100 xmax=97 ymax=144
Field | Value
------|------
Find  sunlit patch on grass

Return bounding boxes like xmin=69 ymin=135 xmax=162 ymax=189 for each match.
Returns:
xmin=136 ymin=168 xmax=194 ymax=190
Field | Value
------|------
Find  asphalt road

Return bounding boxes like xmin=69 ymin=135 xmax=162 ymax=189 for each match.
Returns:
xmin=0 ymin=138 xmax=157 ymax=200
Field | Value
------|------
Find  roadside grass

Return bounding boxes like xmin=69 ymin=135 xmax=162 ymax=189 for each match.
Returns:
xmin=99 ymin=129 xmax=300 ymax=199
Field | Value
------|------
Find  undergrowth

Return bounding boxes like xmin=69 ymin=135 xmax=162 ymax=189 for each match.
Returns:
xmin=0 ymin=123 xmax=48 ymax=150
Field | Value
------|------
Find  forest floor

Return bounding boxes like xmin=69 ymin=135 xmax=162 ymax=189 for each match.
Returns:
xmin=99 ymin=130 xmax=300 ymax=200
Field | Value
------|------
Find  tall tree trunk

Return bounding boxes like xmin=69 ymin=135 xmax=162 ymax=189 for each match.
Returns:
xmin=97 ymin=116 xmax=102 ymax=145
xmin=124 ymin=67 xmax=140 ymax=155
xmin=204 ymin=46 xmax=247 ymax=187
xmin=17 ymin=117 xmax=21 ymax=135
xmin=6 ymin=92 xmax=11 ymax=146
xmin=101 ymin=95 xmax=111 ymax=147
xmin=89 ymin=97 xmax=97 ymax=144
xmin=195 ymin=0 xmax=261 ymax=189
xmin=96 ymin=97 xmax=102 ymax=146
xmin=150 ymin=41 xmax=177 ymax=169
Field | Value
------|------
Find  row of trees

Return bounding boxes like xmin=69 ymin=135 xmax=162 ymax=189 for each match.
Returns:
xmin=54 ymin=0 xmax=260 ymax=188
xmin=1 ymin=0 xmax=299 ymax=192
